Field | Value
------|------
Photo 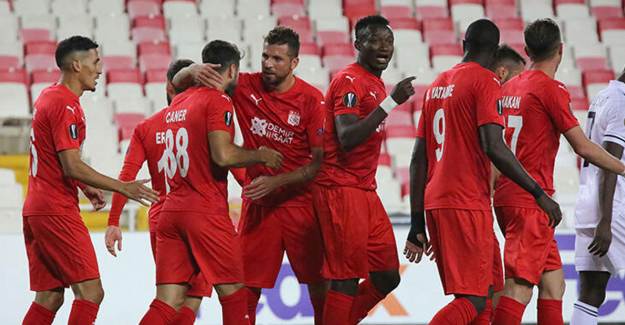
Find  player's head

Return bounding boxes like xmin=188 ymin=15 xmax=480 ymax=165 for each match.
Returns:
xmin=262 ymin=26 xmax=300 ymax=89
xmin=201 ymin=40 xmax=242 ymax=96
xmin=55 ymin=36 xmax=101 ymax=92
xmin=491 ymin=44 xmax=526 ymax=84
xmin=463 ymin=19 xmax=500 ymax=67
xmin=524 ymin=18 xmax=563 ymax=64
xmin=354 ymin=15 xmax=394 ymax=75
xmin=166 ymin=59 xmax=194 ymax=105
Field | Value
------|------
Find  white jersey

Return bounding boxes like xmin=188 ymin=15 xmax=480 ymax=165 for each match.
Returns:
xmin=575 ymin=80 xmax=625 ymax=228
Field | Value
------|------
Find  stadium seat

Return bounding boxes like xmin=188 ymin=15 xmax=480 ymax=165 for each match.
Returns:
xmin=308 ymin=0 xmax=343 ymax=19
xmin=52 ymin=0 xmax=87 ymax=16
xmin=175 ymin=42 xmax=203 ymax=62
xmin=574 ymin=43 xmax=608 ymax=71
xmin=415 ymin=0 xmax=450 ymax=19
xmin=271 ymin=0 xmax=306 ymax=17
xmin=295 ymin=66 xmax=330 ymax=91
xmin=145 ymin=69 xmax=168 ymax=109
xmin=499 ymin=29 xmax=524 ymax=45
xmin=114 ymin=113 xmax=146 ymax=141
xmin=279 ymin=16 xmax=314 ymax=43
xmin=555 ymin=0 xmax=590 ymax=18
xmin=163 ymin=0 xmax=198 ymax=19
xmin=127 ymin=0 xmax=162 ymax=19
xmin=599 ymin=18 xmax=625 ymax=45
xmin=564 ymin=17 xmax=600 ymax=45
xmin=20 ymin=29 xmax=53 ymax=43
xmin=0 ymin=68 xmax=30 ymax=118
xmin=207 ymin=16 xmax=242 ymax=42
xmin=450 ymin=0 xmax=485 ymax=23
xmin=343 ymin=0 xmax=377 ymax=21
xmin=315 ymin=17 xmax=351 ymax=47
xmin=169 ymin=14 xmax=205 ymax=44
xmin=386 ymin=110 xmax=414 ymax=127
xmin=431 ymin=44 xmax=463 ymax=71
xmin=0 ymin=41 xmax=23 ymax=70
xmin=95 ymin=14 xmax=131 ymax=44
xmin=520 ymin=0 xmax=555 ymax=21
xmin=89 ymin=0 xmax=125 ymax=15
xmin=24 ymin=41 xmax=57 ymax=72
xmin=0 ymin=1 xmax=10 ymax=16
xmin=199 ymin=0 xmax=236 ymax=17
xmin=237 ymin=0 xmax=271 ymax=18
xmin=101 ymin=40 xmax=137 ymax=67
xmin=556 ymin=67 xmax=584 ymax=95
xmin=382 ymin=68 xmax=405 ymax=85
xmin=485 ymin=0 xmax=519 ymax=19
xmin=30 ymin=69 xmax=60 ymax=103
xmin=0 ymin=14 xmax=18 ymax=42
xmin=322 ymin=43 xmax=356 ymax=75
xmin=107 ymin=69 xmax=145 ymax=101
xmin=385 ymin=124 xmax=417 ymax=164
xmin=423 ymin=18 xmax=457 ymax=45
xmin=609 ymin=45 xmax=625 ymax=72
xmin=571 ymin=97 xmax=589 ymax=111
xmin=20 ymin=13 xmax=56 ymax=31
xmin=590 ymin=0 xmax=623 ymax=19
xmin=583 ymin=69 xmax=615 ymax=98
xmin=57 ymin=15 xmax=94 ymax=40
xmin=376 ymin=152 xmax=394 ymax=182
xmin=13 ymin=0 xmax=50 ymax=16
xmin=242 ymin=16 xmax=277 ymax=44
xmin=381 ymin=2 xmax=415 ymax=19
xmin=132 ymin=27 xmax=167 ymax=44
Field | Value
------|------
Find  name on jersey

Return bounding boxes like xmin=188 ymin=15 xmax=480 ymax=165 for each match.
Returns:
xmin=250 ymin=117 xmax=294 ymax=144
xmin=155 ymin=131 xmax=167 ymax=145
xmin=501 ymin=96 xmax=522 ymax=110
xmin=165 ymin=109 xmax=187 ymax=123
xmin=426 ymin=85 xmax=455 ymax=101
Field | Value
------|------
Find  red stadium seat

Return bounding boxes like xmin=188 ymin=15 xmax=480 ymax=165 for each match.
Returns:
xmin=107 ymin=69 xmax=144 ymax=84
xmin=485 ymin=0 xmax=516 ymax=5
xmin=389 ymin=17 xmax=422 ymax=31
xmin=24 ymin=42 xmax=56 ymax=72
xmin=486 ymin=4 xmax=519 ymax=18
xmin=115 ymin=113 xmax=146 ymax=141
xmin=271 ymin=0 xmax=306 ymax=17
xmin=416 ymin=6 xmax=449 ymax=19
xmin=322 ymin=43 xmax=355 ymax=75
xmin=131 ymin=27 xmax=167 ymax=43
xmin=278 ymin=16 xmax=313 ymax=42
xmin=492 ymin=17 xmax=524 ymax=31
xmin=0 ymin=68 xmax=28 ymax=84
xmin=430 ymin=44 xmax=463 ymax=57
xmin=344 ymin=0 xmax=377 ymax=21
xmin=133 ymin=16 xmax=166 ymax=29
xmin=378 ymin=152 xmax=392 ymax=167
xmin=103 ymin=56 xmax=136 ymax=70
xmin=146 ymin=69 xmax=168 ymax=83
xmin=20 ymin=29 xmax=53 ymax=43
xmin=599 ymin=17 xmax=625 ymax=43
xmin=381 ymin=5 xmax=415 ymax=19
xmin=570 ymin=97 xmax=589 ymax=111
xmin=583 ymin=69 xmax=614 ymax=84
xmin=139 ymin=53 xmax=172 ymax=71
xmin=0 ymin=56 xmax=20 ymax=70
xmin=127 ymin=0 xmax=162 ymax=19
xmin=25 ymin=41 xmax=56 ymax=55
xmin=300 ymin=42 xmax=320 ymax=55
xmin=317 ymin=31 xmax=350 ymax=47
xmin=31 ymin=70 xmax=60 ymax=84
xmin=567 ymin=85 xmax=586 ymax=100
xmin=385 ymin=110 xmax=414 ymax=127
xmin=138 ymin=42 xmax=170 ymax=55
xmin=385 ymin=124 xmax=417 ymax=138
xmin=576 ymin=57 xmax=608 ymax=71
xmin=500 ymin=29 xmax=524 ymax=44
xmin=423 ymin=18 xmax=456 ymax=45
xmin=591 ymin=7 xmax=623 ymax=19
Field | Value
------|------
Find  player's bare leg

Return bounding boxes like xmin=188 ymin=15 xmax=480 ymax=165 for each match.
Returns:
xmin=571 ymin=271 xmax=610 ymax=325
xmin=23 ymin=287 xmax=64 ymax=325
xmin=307 ymin=280 xmax=329 ymax=324
xmin=140 ymin=284 xmax=187 ymax=325
xmin=33 ymin=288 xmax=65 ymax=312
xmin=536 ymin=269 xmax=565 ymax=325
xmin=66 ymin=278 xmax=104 ymax=325
xmin=214 ymin=283 xmax=250 ymax=325
xmin=171 ymin=295 xmax=203 ymax=325
xmin=348 ymin=270 xmax=400 ymax=324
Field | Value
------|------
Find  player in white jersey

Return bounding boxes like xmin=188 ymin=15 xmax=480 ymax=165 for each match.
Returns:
xmin=572 ymin=71 xmax=625 ymax=325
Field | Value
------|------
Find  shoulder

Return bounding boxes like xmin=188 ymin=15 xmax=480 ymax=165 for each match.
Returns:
xmin=543 ymin=78 xmax=570 ymax=99
xmin=329 ymin=69 xmax=361 ymax=93
xmin=296 ymin=77 xmax=324 ymax=100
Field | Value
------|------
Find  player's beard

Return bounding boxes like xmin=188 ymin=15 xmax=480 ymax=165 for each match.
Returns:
xmin=261 ymin=70 xmax=287 ymax=89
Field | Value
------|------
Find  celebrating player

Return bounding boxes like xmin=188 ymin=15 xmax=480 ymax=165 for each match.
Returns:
xmin=174 ymin=27 xmax=328 ymax=324
xmin=22 ymin=36 xmax=158 ymax=325
xmin=571 ymin=70 xmax=625 ymax=325
xmin=311 ymin=15 xmax=415 ymax=325
xmin=406 ymin=19 xmax=561 ymax=325
xmin=138 ymin=40 xmax=282 ymax=325
xmin=492 ymin=19 xmax=625 ymax=325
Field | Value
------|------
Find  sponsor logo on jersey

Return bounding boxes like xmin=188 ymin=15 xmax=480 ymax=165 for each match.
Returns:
xmin=224 ymin=111 xmax=233 ymax=126
xmin=343 ymin=92 xmax=357 ymax=108
xmin=69 ymin=124 xmax=78 ymax=139
xmin=250 ymin=117 xmax=294 ymax=144
xmin=287 ymin=110 xmax=300 ymax=126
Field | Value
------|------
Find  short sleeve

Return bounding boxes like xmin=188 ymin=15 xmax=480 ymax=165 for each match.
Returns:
xmin=332 ymin=74 xmax=360 ymax=116
xmin=306 ymin=96 xmax=326 ymax=148
xmin=206 ymin=93 xmax=235 ymax=135
xmin=50 ymin=101 xmax=82 ymax=152
xmin=603 ymin=99 xmax=625 ymax=147
xmin=416 ymin=108 xmax=426 ymax=138
xmin=475 ymin=74 xmax=505 ymax=127
xmin=544 ymin=83 xmax=579 ymax=134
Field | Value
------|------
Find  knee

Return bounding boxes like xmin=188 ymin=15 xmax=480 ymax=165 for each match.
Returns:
xmin=83 ymin=287 xmax=104 ymax=305
xmin=330 ymin=279 xmax=359 ymax=296
xmin=36 ymin=291 xmax=65 ymax=311
xmin=371 ymin=270 xmax=401 ymax=295
xmin=505 ymin=280 xmax=533 ymax=305
xmin=540 ymin=279 xmax=565 ymax=300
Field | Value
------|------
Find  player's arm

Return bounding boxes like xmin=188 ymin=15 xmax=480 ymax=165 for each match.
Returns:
xmin=479 ymin=124 xmax=562 ymax=227
xmin=208 ymin=130 xmax=283 ymax=168
xmin=76 ymin=182 xmax=106 ymax=211
xmin=565 ymin=126 xmax=625 ymax=175
xmin=336 ymin=77 xmax=415 ymax=152
xmin=172 ymin=63 xmax=225 ymax=92
xmin=245 ymin=147 xmax=323 ymax=200
xmin=589 ymin=141 xmax=623 ymax=256
xmin=58 ymin=149 xmax=158 ymax=206
xmin=489 ymin=164 xmax=501 ymax=196
xmin=405 ymin=136 xmax=430 ymax=263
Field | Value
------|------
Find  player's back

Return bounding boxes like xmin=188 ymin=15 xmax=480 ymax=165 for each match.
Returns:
xmin=494 ymin=70 xmax=578 ymax=208
xmin=419 ymin=62 xmax=503 ymax=210
xmin=161 ymin=86 xmax=236 ymax=215
xmin=576 ymin=80 xmax=625 ymax=227
xmin=315 ymin=63 xmax=387 ymax=190
xmin=23 ymin=84 xmax=86 ymax=216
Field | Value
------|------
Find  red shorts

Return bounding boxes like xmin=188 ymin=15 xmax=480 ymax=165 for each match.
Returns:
xmin=495 ymin=207 xmax=562 ymax=285
xmin=426 ymin=209 xmax=494 ymax=296
xmin=23 ymin=214 xmax=100 ymax=291
xmin=312 ymin=185 xmax=399 ymax=280
xmin=238 ymin=201 xmax=324 ymax=288
xmin=493 ymin=235 xmax=504 ymax=292
xmin=155 ymin=211 xmax=243 ymax=291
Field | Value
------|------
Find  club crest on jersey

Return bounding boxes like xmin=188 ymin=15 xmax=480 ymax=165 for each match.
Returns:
xmin=343 ymin=92 xmax=357 ymax=108
xmin=287 ymin=110 xmax=301 ymax=126
xmin=497 ymin=99 xmax=504 ymax=116
xmin=224 ymin=111 xmax=233 ymax=126
xmin=69 ymin=124 xmax=78 ymax=139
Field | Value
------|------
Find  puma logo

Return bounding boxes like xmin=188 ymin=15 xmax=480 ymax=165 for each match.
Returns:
xmin=369 ymin=91 xmax=377 ymax=100
xmin=66 ymin=106 xmax=75 ymax=114
xmin=251 ymin=94 xmax=262 ymax=106
xmin=345 ymin=75 xmax=356 ymax=83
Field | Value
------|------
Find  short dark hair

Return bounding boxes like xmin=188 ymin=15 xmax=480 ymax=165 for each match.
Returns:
xmin=493 ymin=44 xmax=526 ymax=67
xmin=167 ymin=59 xmax=194 ymax=82
xmin=524 ymin=18 xmax=562 ymax=62
xmin=264 ymin=26 xmax=300 ymax=57
xmin=201 ymin=40 xmax=242 ymax=73
xmin=55 ymin=36 xmax=99 ymax=69
xmin=464 ymin=19 xmax=500 ymax=52
xmin=354 ymin=15 xmax=391 ymax=42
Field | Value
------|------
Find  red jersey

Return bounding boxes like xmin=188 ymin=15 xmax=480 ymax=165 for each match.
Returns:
xmin=108 ymin=110 xmax=168 ymax=226
xmin=161 ymin=86 xmax=235 ymax=215
xmin=232 ymin=73 xmax=325 ymax=206
xmin=417 ymin=62 xmax=504 ymax=211
xmin=493 ymin=70 xmax=579 ymax=208
xmin=23 ymin=84 xmax=86 ymax=216
xmin=315 ymin=63 xmax=387 ymax=190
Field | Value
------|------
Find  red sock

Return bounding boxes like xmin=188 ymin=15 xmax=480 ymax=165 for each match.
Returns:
xmin=323 ymin=290 xmax=354 ymax=325
xmin=492 ymin=296 xmax=526 ymax=325
xmin=219 ymin=288 xmax=250 ymax=325
xmin=68 ymin=299 xmax=99 ymax=325
xmin=246 ymin=288 xmax=261 ymax=325
xmin=470 ymin=299 xmax=492 ymax=325
xmin=171 ymin=306 xmax=196 ymax=325
xmin=537 ymin=299 xmax=563 ymax=325
xmin=348 ymin=279 xmax=386 ymax=324
xmin=310 ymin=294 xmax=325 ymax=325
xmin=140 ymin=299 xmax=177 ymax=325
xmin=430 ymin=297 xmax=478 ymax=324
xmin=23 ymin=302 xmax=56 ymax=325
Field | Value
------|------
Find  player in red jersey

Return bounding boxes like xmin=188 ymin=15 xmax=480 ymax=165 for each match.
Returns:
xmin=174 ymin=27 xmax=328 ymax=324
xmin=310 ymin=16 xmax=415 ymax=325
xmin=21 ymin=36 xmax=158 ymax=325
xmin=138 ymin=40 xmax=283 ymax=325
xmin=491 ymin=19 xmax=625 ymax=325
xmin=405 ymin=20 xmax=562 ymax=325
